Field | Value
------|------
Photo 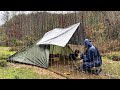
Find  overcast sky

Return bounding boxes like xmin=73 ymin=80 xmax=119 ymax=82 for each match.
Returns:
xmin=0 ymin=11 xmax=74 ymax=26
xmin=0 ymin=12 xmax=4 ymax=25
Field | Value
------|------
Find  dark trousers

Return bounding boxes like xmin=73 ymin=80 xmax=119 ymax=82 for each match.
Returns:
xmin=79 ymin=65 xmax=102 ymax=75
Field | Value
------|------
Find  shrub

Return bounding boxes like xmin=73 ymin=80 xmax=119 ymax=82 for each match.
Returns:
xmin=9 ymin=47 xmax=20 ymax=51
xmin=105 ymin=52 xmax=120 ymax=61
xmin=112 ymin=55 xmax=120 ymax=61
xmin=15 ymin=40 xmax=24 ymax=46
xmin=94 ymin=40 xmax=120 ymax=54
xmin=0 ymin=60 xmax=7 ymax=67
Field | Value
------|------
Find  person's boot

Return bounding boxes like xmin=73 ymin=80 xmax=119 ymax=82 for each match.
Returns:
xmin=95 ymin=68 xmax=102 ymax=75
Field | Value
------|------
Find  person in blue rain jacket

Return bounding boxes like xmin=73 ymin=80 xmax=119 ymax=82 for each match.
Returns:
xmin=80 ymin=39 xmax=102 ymax=75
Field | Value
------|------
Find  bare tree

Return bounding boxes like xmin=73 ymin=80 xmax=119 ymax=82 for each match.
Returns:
xmin=2 ymin=11 xmax=10 ymax=24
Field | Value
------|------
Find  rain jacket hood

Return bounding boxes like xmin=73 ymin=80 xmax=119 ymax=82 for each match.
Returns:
xmin=84 ymin=39 xmax=92 ymax=48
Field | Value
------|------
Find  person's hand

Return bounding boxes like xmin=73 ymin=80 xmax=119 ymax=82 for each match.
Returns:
xmin=80 ymin=60 xmax=83 ymax=63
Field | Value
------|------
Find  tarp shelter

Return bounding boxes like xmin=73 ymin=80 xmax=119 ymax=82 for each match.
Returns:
xmin=7 ymin=23 xmax=81 ymax=68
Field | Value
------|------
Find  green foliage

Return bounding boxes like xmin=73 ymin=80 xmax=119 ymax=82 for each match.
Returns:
xmin=0 ymin=34 xmax=9 ymax=46
xmin=0 ymin=46 xmax=16 ymax=59
xmin=0 ymin=60 xmax=7 ymax=67
xmin=9 ymin=38 xmax=24 ymax=47
xmin=0 ymin=34 xmax=8 ymax=41
xmin=11 ymin=37 xmax=16 ymax=45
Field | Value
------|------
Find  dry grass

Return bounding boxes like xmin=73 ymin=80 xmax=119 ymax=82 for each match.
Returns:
xmin=1 ymin=46 xmax=120 ymax=79
xmin=7 ymin=62 xmax=66 ymax=79
xmin=49 ymin=60 xmax=110 ymax=79
xmin=49 ymin=51 xmax=120 ymax=79
xmin=94 ymin=40 xmax=120 ymax=53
